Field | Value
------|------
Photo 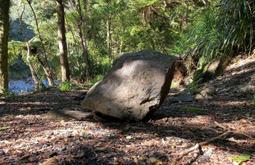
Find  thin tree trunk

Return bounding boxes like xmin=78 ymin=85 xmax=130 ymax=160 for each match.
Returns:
xmin=66 ymin=22 xmax=80 ymax=56
xmin=77 ymin=0 xmax=90 ymax=80
xmin=106 ymin=16 xmax=112 ymax=57
xmin=56 ymin=0 xmax=70 ymax=82
xmin=26 ymin=0 xmax=55 ymax=86
xmin=20 ymin=4 xmax=41 ymax=91
xmin=36 ymin=57 xmax=55 ymax=86
xmin=0 ymin=0 xmax=10 ymax=93
xmin=26 ymin=42 xmax=41 ymax=91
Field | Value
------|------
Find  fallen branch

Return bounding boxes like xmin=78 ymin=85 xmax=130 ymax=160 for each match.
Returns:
xmin=173 ymin=120 xmax=255 ymax=164
xmin=172 ymin=131 xmax=232 ymax=164
xmin=214 ymin=121 xmax=254 ymax=139
xmin=200 ymin=131 xmax=231 ymax=146
xmin=214 ymin=121 xmax=228 ymax=130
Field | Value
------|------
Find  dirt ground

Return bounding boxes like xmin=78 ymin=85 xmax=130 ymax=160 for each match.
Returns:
xmin=0 ymin=55 xmax=255 ymax=165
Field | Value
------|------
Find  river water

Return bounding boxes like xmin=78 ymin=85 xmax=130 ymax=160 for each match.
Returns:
xmin=8 ymin=77 xmax=59 ymax=94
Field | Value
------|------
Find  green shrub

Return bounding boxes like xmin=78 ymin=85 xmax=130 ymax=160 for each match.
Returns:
xmin=59 ymin=81 xmax=73 ymax=92
xmin=175 ymin=0 xmax=255 ymax=69
xmin=187 ymin=81 xmax=200 ymax=94
xmin=230 ymin=154 xmax=251 ymax=165
xmin=2 ymin=90 xmax=15 ymax=97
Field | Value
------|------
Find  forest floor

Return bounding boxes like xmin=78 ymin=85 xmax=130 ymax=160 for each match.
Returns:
xmin=0 ymin=54 xmax=255 ymax=165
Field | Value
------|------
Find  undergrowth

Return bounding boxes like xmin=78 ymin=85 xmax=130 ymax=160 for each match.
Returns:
xmin=174 ymin=0 xmax=255 ymax=82
xmin=59 ymin=81 xmax=74 ymax=92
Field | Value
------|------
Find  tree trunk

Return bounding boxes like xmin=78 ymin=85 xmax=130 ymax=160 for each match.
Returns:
xmin=77 ymin=0 xmax=90 ymax=81
xmin=56 ymin=0 xmax=70 ymax=82
xmin=26 ymin=0 xmax=55 ymax=87
xmin=36 ymin=57 xmax=55 ymax=87
xmin=106 ymin=16 xmax=112 ymax=57
xmin=0 ymin=0 xmax=10 ymax=93
xmin=26 ymin=42 xmax=41 ymax=91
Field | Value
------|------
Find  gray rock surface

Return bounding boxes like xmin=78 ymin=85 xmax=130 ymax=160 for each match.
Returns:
xmin=82 ymin=50 xmax=177 ymax=120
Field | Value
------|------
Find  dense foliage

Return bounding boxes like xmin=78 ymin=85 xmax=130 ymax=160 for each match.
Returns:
xmin=175 ymin=0 xmax=255 ymax=69
xmin=6 ymin=0 xmax=255 ymax=88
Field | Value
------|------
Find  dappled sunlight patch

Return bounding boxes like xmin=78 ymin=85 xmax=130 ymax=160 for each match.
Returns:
xmin=0 ymin=101 xmax=6 ymax=105
xmin=14 ymin=114 xmax=49 ymax=120
xmin=224 ymin=119 xmax=255 ymax=137
xmin=0 ymin=119 xmax=120 ymax=163
xmin=187 ymin=115 xmax=213 ymax=125
xmin=0 ymin=85 xmax=254 ymax=164
xmin=226 ymin=55 xmax=255 ymax=72
xmin=127 ymin=136 xmax=189 ymax=149
xmin=50 ymin=121 xmax=119 ymax=138
xmin=226 ymin=63 xmax=255 ymax=77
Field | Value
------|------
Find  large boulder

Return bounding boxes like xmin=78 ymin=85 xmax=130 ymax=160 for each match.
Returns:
xmin=82 ymin=50 xmax=177 ymax=120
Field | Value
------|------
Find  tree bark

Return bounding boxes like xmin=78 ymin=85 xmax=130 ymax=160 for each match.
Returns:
xmin=0 ymin=0 xmax=10 ymax=93
xmin=26 ymin=0 xmax=55 ymax=87
xmin=56 ymin=0 xmax=70 ymax=82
